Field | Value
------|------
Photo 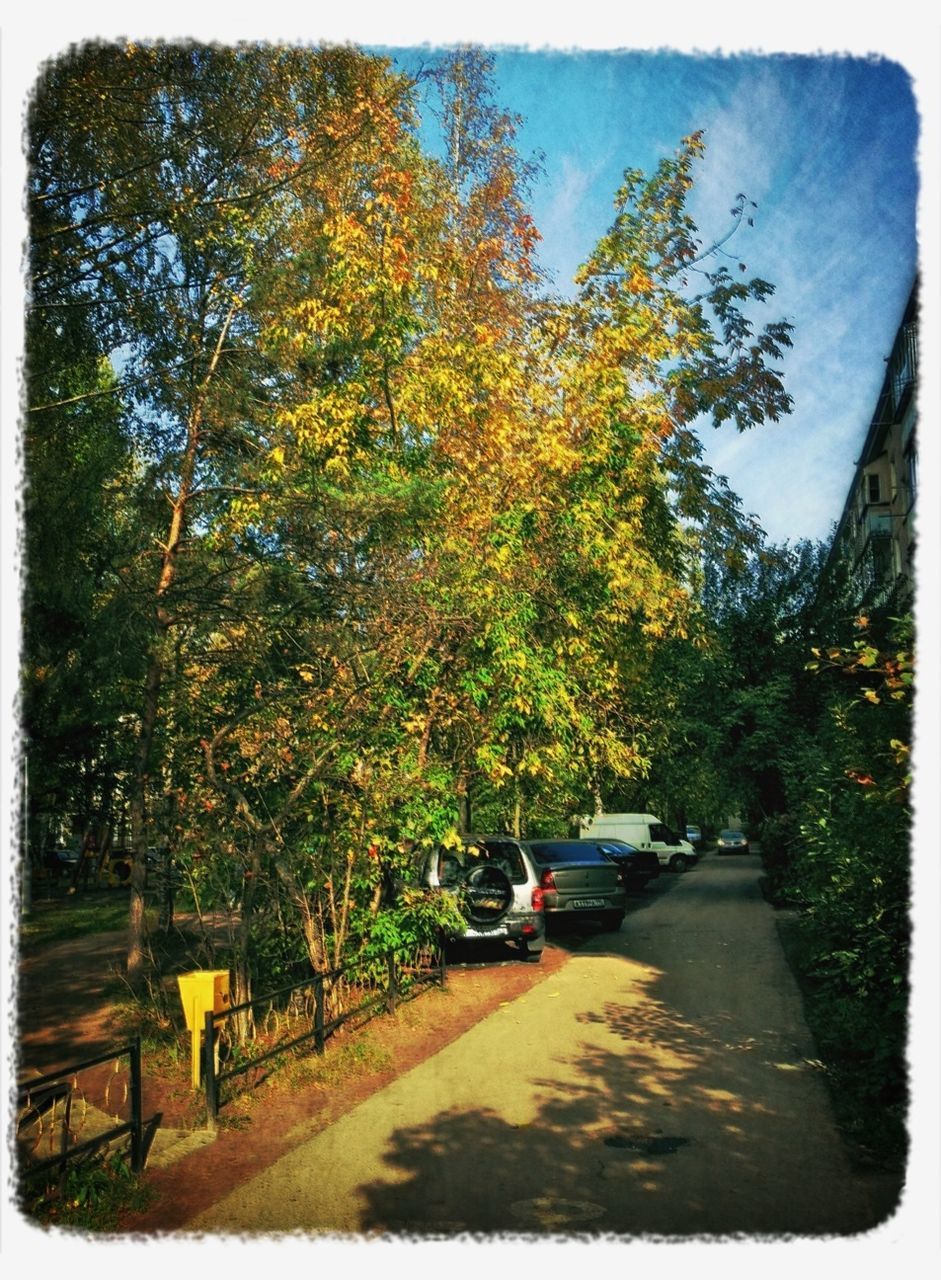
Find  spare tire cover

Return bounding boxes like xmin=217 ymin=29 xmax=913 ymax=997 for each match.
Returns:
xmin=463 ymin=863 xmax=514 ymax=925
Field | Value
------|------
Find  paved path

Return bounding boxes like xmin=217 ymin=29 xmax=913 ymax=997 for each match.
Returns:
xmin=190 ymin=854 xmax=901 ymax=1239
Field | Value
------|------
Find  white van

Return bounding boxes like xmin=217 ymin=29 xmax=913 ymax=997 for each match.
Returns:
xmin=579 ymin=813 xmax=698 ymax=872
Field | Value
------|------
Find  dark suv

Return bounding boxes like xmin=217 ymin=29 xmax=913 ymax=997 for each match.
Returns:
xmin=593 ymin=838 xmax=660 ymax=890
xmin=422 ymin=836 xmax=546 ymax=961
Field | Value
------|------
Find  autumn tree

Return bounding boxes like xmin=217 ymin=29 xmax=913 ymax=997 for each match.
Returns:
xmin=25 ymin=42 xmax=428 ymax=982
xmin=492 ymin=132 xmax=795 ymax=824
xmin=24 ymin=45 xmax=797 ymax=1001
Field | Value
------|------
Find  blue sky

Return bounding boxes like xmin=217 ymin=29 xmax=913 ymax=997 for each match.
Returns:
xmin=385 ymin=47 xmax=920 ymax=549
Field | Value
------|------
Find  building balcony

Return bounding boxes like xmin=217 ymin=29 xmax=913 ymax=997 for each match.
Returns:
xmin=860 ymin=511 xmax=893 ymax=541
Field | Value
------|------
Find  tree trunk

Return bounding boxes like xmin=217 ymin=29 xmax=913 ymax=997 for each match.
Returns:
xmin=230 ymin=838 xmax=267 ymax=1043
xmin=125 ymin=296 xmax=239 ymax=985
xmin=457 ymin=778 xmax=471 ymax=835
xmin=127 ymin=643 xmax=167 ymax=982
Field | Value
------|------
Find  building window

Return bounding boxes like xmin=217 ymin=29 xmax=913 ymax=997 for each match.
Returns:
xmin=905 ymin=444 xmax=917 ymax=509
xmin=867 ymin=473 xmax=881 ymax=504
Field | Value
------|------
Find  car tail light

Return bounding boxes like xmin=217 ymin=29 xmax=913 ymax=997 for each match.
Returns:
xmin=531 ymin=886 xmax=545 ymax=912
xmin=539 ymin=869 xmax=556 ymax=892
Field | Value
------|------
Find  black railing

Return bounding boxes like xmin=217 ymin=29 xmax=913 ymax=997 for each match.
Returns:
xmin=16 ymin=1038 xmax=145 ymax=1193
xmin=203 ymin=943 xmax=447 ymax=1120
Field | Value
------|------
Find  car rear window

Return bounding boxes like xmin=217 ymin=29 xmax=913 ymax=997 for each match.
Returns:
xmin=435 ymin=842 xmax=528 ymax=884
xmin=527 ymin=841 xmax=607 ymax=865
xmin=598 ymin=841 xmax=639 ymax=855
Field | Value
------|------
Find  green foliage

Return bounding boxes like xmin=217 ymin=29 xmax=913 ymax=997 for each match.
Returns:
xmin=756 ymin=811 xmax=802 ymax=905
xmin=768 ymin=616 xmax=912 ymax=1164
xmin=786 ymin=910 xmax=908 ymax=1166
xmin=358 ymin=886 xmax=465 ymax=967
xmin=22 ymin=1150 xmax=153 ymax=1232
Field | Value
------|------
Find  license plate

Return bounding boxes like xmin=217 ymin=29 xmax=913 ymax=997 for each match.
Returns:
xmin=463 ymin=925 xmax=508 ymax=939
xmin=571 ymin=898 xmax=604 ymax=909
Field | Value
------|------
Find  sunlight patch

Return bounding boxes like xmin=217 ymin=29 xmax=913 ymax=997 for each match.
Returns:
xmin=510 ymin=1197 xmax=606 ymax=1229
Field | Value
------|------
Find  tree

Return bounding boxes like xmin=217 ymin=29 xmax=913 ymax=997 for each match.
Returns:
xmin=24 ymin=47 xmax=797 ymax=1001
xmin=22 ymin=156 xmax=143 ymax=874
xmin=26 ymin=44 xmax=423 ymax=979
xmin=784 ymin=616 xmax=912 ymax=1157
xmin=521 ymin=132 xmax=794 ymax=821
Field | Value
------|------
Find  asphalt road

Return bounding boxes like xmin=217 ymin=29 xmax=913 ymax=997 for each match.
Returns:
xmin=190 ymin=851 xmax=901 ymax=1239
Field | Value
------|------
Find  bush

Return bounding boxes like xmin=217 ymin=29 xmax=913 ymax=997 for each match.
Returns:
xmin=357 ymin=886 xmax=466 ymax=976
xmin=22 ymin=1150 xmax=153 ymax=1231
xmin=758 ymin=812 xmax=802 ymax=904
xmin=771 ymin=616 xmax=913 ymax=1169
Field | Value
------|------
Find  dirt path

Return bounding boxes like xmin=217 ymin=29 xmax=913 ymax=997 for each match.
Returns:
xmin=18 ymin=927 xmax=138 ymax=1073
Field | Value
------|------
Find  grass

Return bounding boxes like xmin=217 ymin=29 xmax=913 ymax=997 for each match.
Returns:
xmin=18 ymin=894 xmax=151 ymax=952
xmin=22 ymin=1150 xmax=155 ymax=1232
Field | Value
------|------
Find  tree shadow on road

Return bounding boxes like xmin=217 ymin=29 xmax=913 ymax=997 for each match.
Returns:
xmin=354 ymin=952 xmax=897 ymax=1240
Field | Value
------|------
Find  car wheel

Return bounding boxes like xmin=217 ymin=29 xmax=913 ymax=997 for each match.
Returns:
xmin=669 ymin=853 xmax=690 ymax=872
xmin=518 ymin=942 xmax=543 ymax=962
xmin=602 ymin=910 xmax=625 ymax=931
xmin=462 ymin=863 xmax=514 ymax=925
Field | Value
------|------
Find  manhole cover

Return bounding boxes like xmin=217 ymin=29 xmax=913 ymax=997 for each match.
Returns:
xmin=603 ymin=1133 xmax=691 ymax=1155
xmin=510 ymin=1197 xmax=606 ymax=1229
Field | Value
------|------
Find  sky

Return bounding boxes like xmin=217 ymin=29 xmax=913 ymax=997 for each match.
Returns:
xmin=381 ymin=47 xmax=920 ymax=549
xmin=1 ymin=5 xmax=939 ymax=1266
xmin=0 ymin=19 xmax=933 ymax=556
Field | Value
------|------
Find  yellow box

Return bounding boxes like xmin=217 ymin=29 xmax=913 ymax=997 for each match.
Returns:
xmin=177 ymin=970 xmax=230 ymax=1032
xmin=177 ymin=970 xmax=231 ymax=1088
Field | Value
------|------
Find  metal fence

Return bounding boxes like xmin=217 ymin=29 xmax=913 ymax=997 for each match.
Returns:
xmin=203 ymin=943 xmax=447 ymax=1120
xmin=16 ymin=1038 xmax=145 ymax=1196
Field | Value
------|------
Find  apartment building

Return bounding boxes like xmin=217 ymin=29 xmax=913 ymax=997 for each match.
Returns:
xmin=827 ymin=281 xmax=918 ymax=608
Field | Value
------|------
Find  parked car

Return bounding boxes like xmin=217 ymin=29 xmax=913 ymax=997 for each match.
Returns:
xmin=716 ymin=829 xmax=750 ymax=855
xmin=592 ymin=838 xmax=660 ymax=890
xmin=580 ymin=812 xmax=698 ymax=872
xmin=40 ymin=846 xmax=78 ymax=879
xmin=422 ymin=836 xmax=546 ymax=961
xmin=685 ymin=824 xmax=703 ymax=849
xmin=525 ymin=839 xmax=627 ymax=931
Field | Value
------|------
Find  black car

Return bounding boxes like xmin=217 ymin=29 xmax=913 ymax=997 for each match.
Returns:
xmin=593 ymin=838 xmax=660 ymax=890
